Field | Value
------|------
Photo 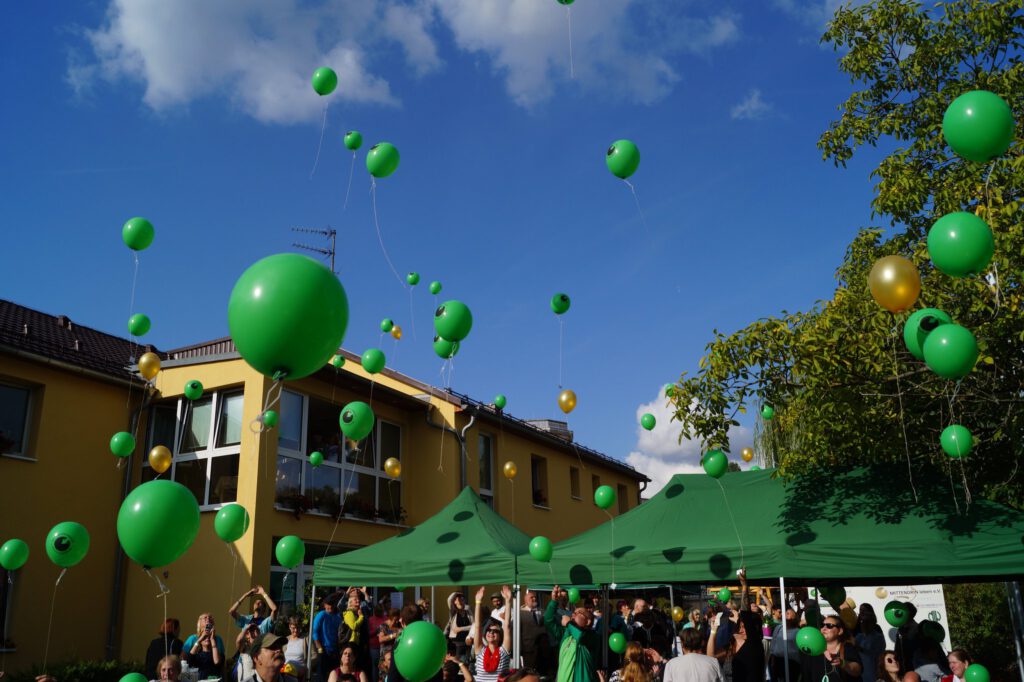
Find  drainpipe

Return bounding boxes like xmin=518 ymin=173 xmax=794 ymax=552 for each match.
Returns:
xmin=424 ymin=403 xmax=476 ymax=489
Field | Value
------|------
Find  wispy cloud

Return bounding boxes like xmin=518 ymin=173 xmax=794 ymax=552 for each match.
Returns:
xmin=730 ymin=88 xmax=772 ymax=120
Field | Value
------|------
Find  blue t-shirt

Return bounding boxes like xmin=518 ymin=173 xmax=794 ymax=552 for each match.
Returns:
xmin=234 ymin=613 xmax=274 ymax=635
xmin=313 ymin=609 xmax=343 ymax=653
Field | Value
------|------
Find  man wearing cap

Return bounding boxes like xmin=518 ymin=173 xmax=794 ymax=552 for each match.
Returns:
xmin=246 ymin=634 xmax=299 ymax=682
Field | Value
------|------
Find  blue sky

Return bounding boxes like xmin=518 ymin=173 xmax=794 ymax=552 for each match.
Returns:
xmin=1 ymin=0 xmax=889 ymax=493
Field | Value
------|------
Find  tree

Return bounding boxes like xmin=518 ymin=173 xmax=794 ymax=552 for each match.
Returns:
xmin=670 ymin=0 xmax=1024 ymax=510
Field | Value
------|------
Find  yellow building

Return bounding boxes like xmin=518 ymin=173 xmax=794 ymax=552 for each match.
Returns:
xmin=0 ymin=299 xmax=649 ymax=672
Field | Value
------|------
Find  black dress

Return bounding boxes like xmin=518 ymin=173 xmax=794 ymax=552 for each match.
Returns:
xmin=145 ymin=635 xmax=184 ymax=679
xmin=733 ymin=639 xmax=766 ymax=682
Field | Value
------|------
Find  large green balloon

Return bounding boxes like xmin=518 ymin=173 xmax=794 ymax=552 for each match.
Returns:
xmin=903 ymin=308 xmax=953 ymax=360
xmin=184 ymin=380 xmax=204 ymax=401
xmin=429 ymin=281 xmax=442 ymax=295
xmin=640 ymin=413 xmax=656 ymax=431
xmin=340 ymin=401 xmax=375 ymax=441
xmin=529 ymin=536 xmax=553 ymax=562
xmin=567 ymin=587 xmax=581 ymax=604
xmin=717 ymin=588 xmax=732 ymax=603
xmin=46 ymin=521 xmax=90 ymax=568
xmin=942 ymin=90 xmax=1015 ymax=163
xmin=110 ymin=431 xmax=136 ymax=458
xmin=928 ymin=212 xmax=994 ymax=277
xmin=275 ymin=535 xmax=305 ymax=569
xmin=393 ymin=621 xmax=447 ymax=682
xmin=703 ymin=449 xmax=728 ymax=479
xmin=128 ymin=313 xmax=151 ymax=337
xmin=344 ymin=130 xmax=363 ymax=151
xmin=0 ymin=539 xmax=29 ymax=571
xmin=923 ymin=324 xmax=978 ymax=379
xmin=884 ymin=600 xmax=909 ymax=627
xmin=606 ymin=140 xmax=640 ymax=179
xmin=494 ymin=394 xmax=507 ymax=410
xmin=407 ymin=272 xmax=421 ymax=286
xmin=362 ymin=348 xmax=386 ymax=374
xmin=117 ymin=480 xmax=200 ymax=567
xmin=594 ymin=485 xmax=616 ymax=510
xmin=434 ymin=300 xmax=473 ymax=342
xmin=121 ymin=673 xmax=148 ymax=682
xmin=551 ymin=293 xmax=571 ymax=315
xmin=367 ymin=142 xmax=401 ymax=178
xmin=608 ymin=633 xmax=626 ymax=654
xmin=433 ymin=335 xmax=459 ymax=359
xmin=122 ymin=217 xmax=154 ymax=251
xmin=311 ymin=67 xmax=338 ymax=96
xmin=795 ymin=627 xmax=826 ymax=656
xmin=214 ymin=503 xmax=250 ymax=543
xmin=965 ymin=664 xmax=990 ymax=682
xmin=228 ymin=253 xmax=349 ymax=380
xmin=940 ymin=424 xmax=973 ymax=458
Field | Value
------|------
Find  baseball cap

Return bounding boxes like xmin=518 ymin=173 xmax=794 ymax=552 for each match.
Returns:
xmin=254 ymin=634 xmax=288 ymax=653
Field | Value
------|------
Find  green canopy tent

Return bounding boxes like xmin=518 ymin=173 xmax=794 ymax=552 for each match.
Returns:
xmin=516 ymin=466 xmax=1024 ymax=586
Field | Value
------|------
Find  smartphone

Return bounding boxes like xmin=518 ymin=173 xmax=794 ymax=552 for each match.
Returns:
xmin=205 ymin=623 xmax=212 ymax=632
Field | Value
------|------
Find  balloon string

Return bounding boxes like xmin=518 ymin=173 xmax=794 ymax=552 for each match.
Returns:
xmin=558 ymin=318 xmax=564 ymax=389
xmin=251 ymin=376 xmax=285 ymax=433
xmin=957 ymin=456 xmax=973 ymax=508
xmin=370 ymin=179 xmax=407 ymax=289
xmin=176 ymin=400 xmax=193 ymax=459
xmin=310 ymin=102 xmax=328 ymax=179
xmin=1 ymin=573 xmax=12 ymax=674
xmin=227 ymin=544 xmax=239 ymax=634
xmin=714 ymin=479 xmax=745 ymax=568
xmin=343 ymin=152 xmax=356 ymax=211
xmin=143 ymin=569 xmax=171 ymax=662
xmin=983 ymin=164 xmax=1002 ymax=317
xmin=42 ymin=569 xmax=66 ymax=673
xmin=603 ymin=510 xmax=615 ymax=588
xmin=889 ymin=328 xmax=918 ymax=503
xmin=947 ymin=458 xmax=961 ymax=516
xmin=408 ymin=287 xmax=418 ymax=342
xmin=437 ymin=397 xmax=447 ymax=472
xmin=566 ymin=6 xmax=575 ymax=79
xmin=622 ymin=180 xmax=650 ymax=234
xmin=126 ymin=252 xmax=141 ymax=411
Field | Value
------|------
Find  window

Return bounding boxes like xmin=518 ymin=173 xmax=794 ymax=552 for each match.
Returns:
xmin=591 ymin=474 xmax=601 ymax=499
xmin=143 ymin=390 xmax=242 ymax=508
xmin=618 ymin=484 xmax=629 ymax=514
xmin=275 ymin=392 xmax=404 ymax=524
xmin=269 ymin=541 xmax=359 ymax=615
xmin=531 ymin=455 xmax=548 ymax=508
xmin=569 ymin=466 xmax=581 ymax=500
xmin=0 ymin=382 xmax=33 ymax=458
xmin=479 ymin=433 xmax=494 ymax=507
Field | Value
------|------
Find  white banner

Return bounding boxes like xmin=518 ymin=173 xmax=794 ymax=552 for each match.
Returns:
xmin=818 ymin=584 xmax=950 ymax=652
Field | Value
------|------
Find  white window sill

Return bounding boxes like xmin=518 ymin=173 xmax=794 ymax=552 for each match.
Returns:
xmin=532 ymin=504 xmax=550 ymax=510
xmin=1 ymin=454 xmax=36 ymax=462
xmin=274 ymin=505 xmax=405 ymax=527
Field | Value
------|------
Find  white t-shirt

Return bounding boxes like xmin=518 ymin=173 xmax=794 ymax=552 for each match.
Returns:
xmin=663 ymin=653 xmax=724 ymax=682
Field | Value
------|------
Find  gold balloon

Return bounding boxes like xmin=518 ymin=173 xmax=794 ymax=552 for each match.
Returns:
xmin=503 ymin=461 xmax=518 ymax=480
xmin=149 ymin=445 xmax=172 ymax=474
xmin=741 ymin=447 xmax=754 ymax=462
xmin=845 ymin=597 xmax=857 ymax=610
xmin=383 ymin=457 xmax=401 ymax=478
xmin=840 ymin=608 xmax=858 ymax=630
xmin=671 ymin=606 xmax=685 ymax=623
xmin=868 ymin=255 xmax=921 ymax=313
xmin=138 ymin=352 xmax=161 ymax=381
xmin=391 ymin=325 xmax=403 ymax=340
xmin=875 ymin=587 xmax=888 ymax=599
xmin=558 ymin=389 xmax=577 ymax=414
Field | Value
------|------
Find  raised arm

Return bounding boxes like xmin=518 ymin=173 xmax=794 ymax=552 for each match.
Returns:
xmin=259 ymin=585 xmax=279 ymax=618
xmin=739 ymin=569 xmax=750 ymax=611
xmin=544 ymin=586 xmax=566 ymax=642
xmin=472 ymin=586 xmax=486 ymax=655
xmin=230 ymin=587 xmax=256 ymax=621
xmin=500 ymin=585 xmax=513 ymax=652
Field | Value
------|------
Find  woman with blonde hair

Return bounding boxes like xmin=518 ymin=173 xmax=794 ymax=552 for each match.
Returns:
xmin=153 ymin=655 xmax=182 ymax=682
xmin=181 ymin=613 xmax=224 ymax=680
xmin=610 ymin=641 xmax=660 ymax=682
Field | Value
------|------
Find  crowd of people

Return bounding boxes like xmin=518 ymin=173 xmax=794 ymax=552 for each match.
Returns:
xmin=131 ymin=579 xmax=981 ymax=682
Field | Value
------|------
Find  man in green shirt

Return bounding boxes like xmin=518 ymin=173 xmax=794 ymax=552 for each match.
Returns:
xmin=544 ymin=586 xmax=603 ymax=682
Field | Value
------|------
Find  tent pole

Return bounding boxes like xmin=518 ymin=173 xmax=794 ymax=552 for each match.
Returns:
xmin=513 ymin=583 xmax=521 ymax=667
xmin=668 ymin=584 xmax=677 ymax=657
xmin=1006 ymin=581 xmax=1024 ymax=682
xmin=780 ymin=576 xmax=790 ymax=682
xmin=602 ymin=585 xmax=609 ymax=670
xmin=307 ymin=581 xmax=316 ymax=675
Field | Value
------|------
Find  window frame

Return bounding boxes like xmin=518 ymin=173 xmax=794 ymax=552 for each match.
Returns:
xmin=617 ymin=483 xmax=629 ymax=514
xmin=530 ymin=454 xmax=549 ymax=509
xmin=0 ymin=380 xmax=36 ymax=461
xmin=569 ymin=465 xmax=581 ymax=500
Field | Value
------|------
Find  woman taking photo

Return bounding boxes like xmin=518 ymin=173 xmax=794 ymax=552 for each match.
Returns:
xmin=182 ymin=613 xmax=224 ymax=680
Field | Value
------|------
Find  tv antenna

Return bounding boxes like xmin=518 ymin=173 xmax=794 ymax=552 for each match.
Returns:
xmin=291 ymin=226 xmax=337 ymax=273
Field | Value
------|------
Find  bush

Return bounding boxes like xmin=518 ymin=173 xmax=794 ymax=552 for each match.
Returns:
xmin=6 ymin=659 xmax=143 ymax=682
xmin=944 ymin=583 xmax=1018 ymax=682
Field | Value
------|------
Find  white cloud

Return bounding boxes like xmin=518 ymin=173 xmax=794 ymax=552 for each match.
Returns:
xmin=771 ymin=0 xmax=859 ymax=28
xmin=730 ymin=88 xmax=772 ymax=120
xmin=626 ymin=387 xmax=752 ymax=497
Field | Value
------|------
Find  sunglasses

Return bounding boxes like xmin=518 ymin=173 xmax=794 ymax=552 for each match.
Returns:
xmin=821 ymin=623 xmax=840 ymax=629
xmin=885 ymin=658 xmax=897 ymax=664
xmin=486 ymin=630 xmax=502 ymax=635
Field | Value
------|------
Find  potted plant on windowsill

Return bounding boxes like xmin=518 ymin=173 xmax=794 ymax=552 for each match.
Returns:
xmin=289 ymin=493 xmax=312 ymax=519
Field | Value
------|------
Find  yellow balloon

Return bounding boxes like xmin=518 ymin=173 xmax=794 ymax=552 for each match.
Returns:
xmin=868 ymin=255 xmax=921 ymax=313
xmin=671 ymin=606 xmax=685 ymax=623
xmin=875 ymin=587 xmax=888 ymax=599
xmin=391 ymin=325 xmax=403 ymax=340
xmin=845 ymin=597 xmax=857 ymax=610
xmin=840 ymin=608 xmax=858 ymax=630
xmin=558 ymin=389 xmax=577 ymax=414
xmin=741 ymin=447 xmax=754 ymax=462
xmin=384 ymin=457 xmax=401 ymax=478
xmin=138 ymin=352 xmax=161 ymax=381
xmin=149 ymin=445 xmax=172 ymax=474
xmin=503 ymin=461 xmax=518 ymax=480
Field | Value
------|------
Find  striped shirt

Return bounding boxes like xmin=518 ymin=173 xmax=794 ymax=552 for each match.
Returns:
xmin=474 ymin=647 xmax=511 ymax=682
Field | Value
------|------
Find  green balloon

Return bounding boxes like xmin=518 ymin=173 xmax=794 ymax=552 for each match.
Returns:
xmin=262 ymin=410 xmax=279 ymax=428
xmin=494 ymin=394 xmax=507 ymax=410
xmin=942 ymin=90 xmax=1014 ymax=163
xmin=750 ymin=465 xmax=762 ymax=471
xmin=928 ymin=212 xmax=994 ymax=277
xmin=0 ymin=539 xmax=29 ymax=571
xmin=121 ymin=674 xmax=148 ymax=682
xmin=965 ymin=664 xmax=990 ymax=682
xmin=884 ymin=600 xmax=909 ymax=627
xmin=429 ymin=281 xmax=442 ymax=295
xmin=434 ymin=300 xmax=473 ymax=342
xmin=608 ymin=632 xmax=627 ymax=654
xmin=795 ymin=626 xmax=826 ymax=656
xmin=46 ymin=521 xmax=90 ymax=568
xmin=214 ymin=503 xmax=250 ymax=543
xmin=122 ymin=217 xmax=154 ymax=251
xmin=362 ymin=348 xmax=386 ymax=374
xmin=703 ymin=449 xmax=728 ymax=478
xmin=407 ymin=272 xmax=421 ymax=286
xmin=567 ymin=587 xmax=581 ymax=604
xmin=117 ymin=480 xmax=199 ymax=567
xmin=551 ymin=293 xmax=571 ymax=315
xmin=717 ymin=587 xmax=732 ymax=603
xmin=309 ymin=451 xmax=324 ymax=467
xmin=184 ymin=380 xmax=204 ymax=401
xmin=558 ymin=0 xmax=575 ymax=5
xmin=276 ymin=535 xmax=305 ymax=569
xmin=819 ymin=585 xmax=846 ymax=606
xmin=941 ymin=424 xmax=973 ymax=458
xmin=228 ymin=253 xmax=349 ymax=380
xmin=920 ymin=620 xmax=946 ymax=643
xmin=761 ymin=404 xmax=775 ymax=420
xmin=529 ymin=536 xmax=553 ymax=562
xmin=366 ymin=142 xmax=400 ymax=178
xmin=923 ymin=324 xmax=978 ymax=379
xmin=594 ymin=484 xmax=616 ymax=509
xmin=606 ymin=140 xmax=640 ymax=179
xmin=110 ymin=431 xmax=136 ymax=458
xmin=640 ymin=413 xmax=656 ymax=431
xmin=664 ymin=383 xmax=674 ymax=397
xmin=128 ymin=313 xmax=151 ymax=337
xmin=311 ymin=67 xmax=338 ymax=96
xmin=433 ymin=335 xmax=459 ymax=359
xmin=344 ymin=130 xmax=363 ymax=151
xmin=340 ymin=401 xmax=375 ymax=441
xmin=381 ymin=318 xmax=395 ymax=333
xmin=903 ymin=308 xmax=953 ymax=360
xmin=393 ymin=621 xmax=447 ymax=682
xmin=330 ymin=354 xmax=346 ymax=369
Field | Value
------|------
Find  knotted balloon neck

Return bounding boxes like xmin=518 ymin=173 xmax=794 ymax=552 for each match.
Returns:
xmin=919 ymin=315 xmax=940 ymax=332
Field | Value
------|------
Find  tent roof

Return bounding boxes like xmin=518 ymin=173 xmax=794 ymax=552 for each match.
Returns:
xmin=516 ymin=467 xmax=1024 ymax=586
xmin=313 ymin=486 xmax=532 ymax=586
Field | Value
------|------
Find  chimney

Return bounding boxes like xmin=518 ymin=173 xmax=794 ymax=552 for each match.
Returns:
xmin=55 ymin=315 xmax=72 ymax=331
xmin=524 ymin=419 xmax=574 ymax=442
